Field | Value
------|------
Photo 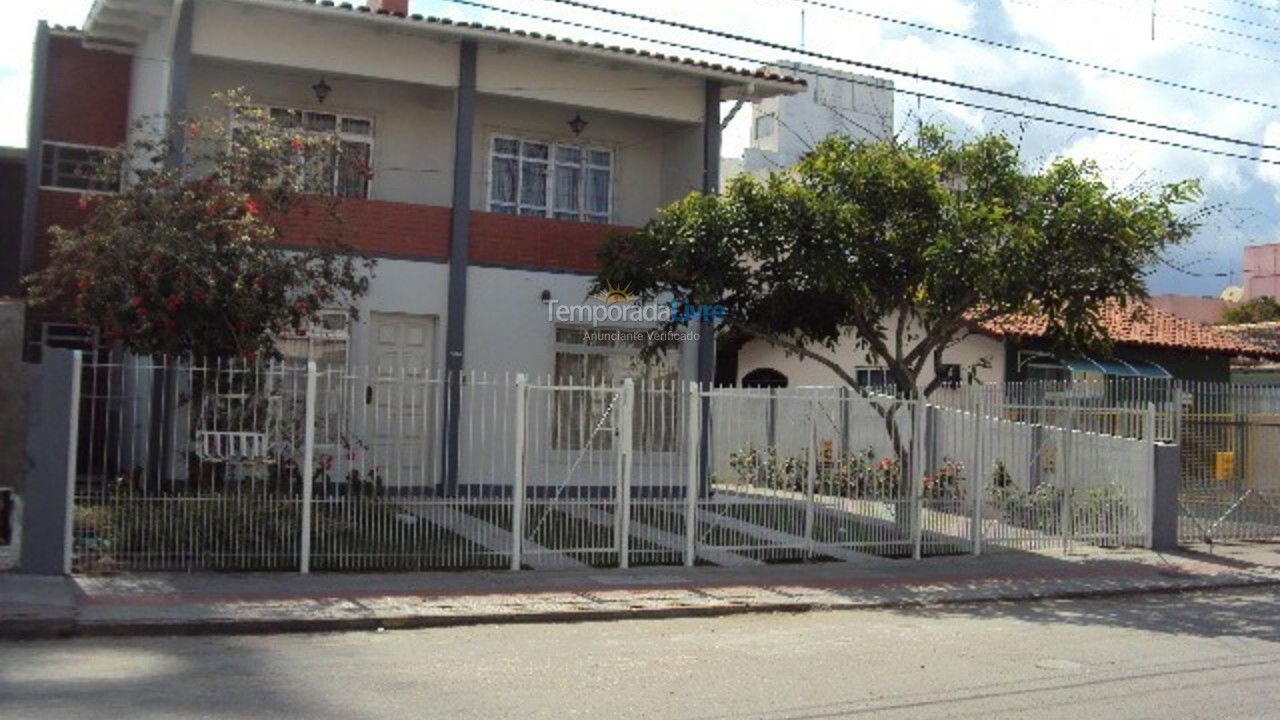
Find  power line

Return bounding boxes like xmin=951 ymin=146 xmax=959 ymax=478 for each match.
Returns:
xmin=1168 ymin=0 xmax=1280 ymax=33
xmin=438 ymin=0 xmax=1280 ymax=166
xmin=1176 ymin=17 xmax=1280 ymax=46
xmin=784 ymin=0 xmax=1280 ymax=111
xmin=1188 ymin=39 xmax=1280 ymax=65
xmin=536 ymin=0 xmax=1280 ymax=154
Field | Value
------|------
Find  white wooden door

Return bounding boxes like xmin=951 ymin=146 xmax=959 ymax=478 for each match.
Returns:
xmin=368 ymin=313 xmax=438 ymax=490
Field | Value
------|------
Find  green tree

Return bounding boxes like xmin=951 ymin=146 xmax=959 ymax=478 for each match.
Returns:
xmin=26 ymin=90 xmax=374 ymax=360
xmin=597 ymin=126 xmax=1202 ymax=398
xmin=1220 ymin=296 xmax=1280 ymax=325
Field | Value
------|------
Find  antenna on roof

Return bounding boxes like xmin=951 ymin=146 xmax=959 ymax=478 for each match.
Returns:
xmin=800 ymin=8 xmax=805 ymax=50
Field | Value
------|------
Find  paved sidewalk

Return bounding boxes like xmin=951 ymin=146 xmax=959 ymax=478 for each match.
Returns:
xmin=3 ymin=543 xmax=1279 ymax=639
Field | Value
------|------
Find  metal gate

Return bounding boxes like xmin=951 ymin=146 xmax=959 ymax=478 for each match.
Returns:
xmin=515 ymin=379 xmax=632 ymax=568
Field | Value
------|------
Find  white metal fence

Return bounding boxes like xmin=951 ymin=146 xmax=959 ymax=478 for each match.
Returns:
xmin=68 ymin=356 xmax=1160 ymax=573
xmin=929 ymin=378 xmax=1280 ymax=544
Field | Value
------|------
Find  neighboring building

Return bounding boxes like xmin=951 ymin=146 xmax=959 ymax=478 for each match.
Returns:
xmin=1243 ymin=242 xmax=1280 ymax=300
xmin=17 ymin=0 xmax=804 ymax=382
xmin=721 ymin=62 xmax=893 ymax=188
xmin=734 ymin=300 xmax=1280 ymax=390
xmin=1148 ymin=293 xmax=1232 ymax=326
xmin=0 ymin=147 xmax=25 ymax=297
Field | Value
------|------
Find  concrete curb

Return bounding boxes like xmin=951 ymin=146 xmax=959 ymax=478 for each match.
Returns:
xmin=5 ymin=574 xmax=1277 ymax=641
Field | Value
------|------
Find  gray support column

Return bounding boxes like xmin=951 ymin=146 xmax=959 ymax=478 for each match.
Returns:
xmin=697 ymin=80 xmax=721 ymax=493
xmin=147 ymin=0 xmax=194 ymax=481
xmin=19 ymin=349 xmax=80 ymax=575
xmin=17 ymin=21 xmax=50 ymax=283
xmin=165 ymin=0 xmax=195 ymax=169
xmin=1151 ymin=442 xmax=1180 ymax=551
xmin=442 ymin=40 xmax=477 ymax=495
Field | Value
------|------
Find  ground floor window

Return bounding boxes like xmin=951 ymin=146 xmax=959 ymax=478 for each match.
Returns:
xmin=552 ymin=326 xmax=679 ymax=451
xmin=277 ymin=311 xmax=351 ymax=370
xmin=854 ymin=366 xmax=895 ymax=390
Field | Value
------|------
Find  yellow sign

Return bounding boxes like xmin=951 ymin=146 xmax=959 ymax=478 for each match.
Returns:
xmin=1214 ymin=451 xmax=1235 ymax=481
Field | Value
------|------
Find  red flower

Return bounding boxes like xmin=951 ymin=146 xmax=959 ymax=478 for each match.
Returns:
xmin=244 ymin=199 xmax=261 ymax=216
xmin=290 ymin=137 xmax=305 ymax=152
xmin=76 ymin=196 xmax=91 ymax=211
xmin=130 ymin=296 xmax=145 ymax=308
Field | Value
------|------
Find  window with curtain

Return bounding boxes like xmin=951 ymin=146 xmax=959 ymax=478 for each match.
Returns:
xmin=551 ymin=327 xmax=678 ymax=452
xmin=260 ymin=107 xmax=374 ymax=199
xmin=490 ymin=135 xmax=613 ymax=223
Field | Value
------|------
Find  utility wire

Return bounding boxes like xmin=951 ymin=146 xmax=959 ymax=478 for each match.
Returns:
xmin=784 ymin=0 xmax=1280 ymax=111
xmin=536 ymin=0 xmax=1280 ymax=153
xmin=439 ymin=0 xmax=1280 ymax=166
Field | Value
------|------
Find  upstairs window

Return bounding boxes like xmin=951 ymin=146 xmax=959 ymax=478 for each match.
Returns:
xmin=40 ymin=143 xmax=120 ymax=193
xmin=490 ymin=136 xmax=612 ymax=223
xmin=753 ymin=113 xmax=776 ymax=140
xmin=261 ymin=107 xmax=374 ymax=199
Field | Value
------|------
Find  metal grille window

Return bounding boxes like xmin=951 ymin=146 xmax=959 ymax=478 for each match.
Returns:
xmin=261 ymin=107 xmax=374 ymax=199
xmin=277 ymin=310 xmax=350 ymax=370
xmin=490 ymin=136 xmax=612 ymax=223
xmin=552 ymin=327 xmax=678 ymax=451
xmin=39 ymin=143 xmax=120 ymax=193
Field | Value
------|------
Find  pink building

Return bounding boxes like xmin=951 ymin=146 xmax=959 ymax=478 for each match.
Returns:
xmin=1244 ymin=243 xmax=1280 ymax=299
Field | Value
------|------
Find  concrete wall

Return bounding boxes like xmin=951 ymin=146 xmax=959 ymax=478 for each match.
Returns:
xmin=188 ymin=59 xmax=456 ymax=207
xmin=736 ymin=326 xmax=1006 ymax=389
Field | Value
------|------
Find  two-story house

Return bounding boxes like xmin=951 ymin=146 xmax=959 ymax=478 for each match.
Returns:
xmin=16 ymin=0 xmax=804 ymax=385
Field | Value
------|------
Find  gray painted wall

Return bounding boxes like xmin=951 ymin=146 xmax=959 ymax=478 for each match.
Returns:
xmin=18 ymin=349 xmax=77 ymax=575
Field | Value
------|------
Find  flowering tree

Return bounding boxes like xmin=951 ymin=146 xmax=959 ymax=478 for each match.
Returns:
xmin=26 ymin=90 xmax=374 ymax=360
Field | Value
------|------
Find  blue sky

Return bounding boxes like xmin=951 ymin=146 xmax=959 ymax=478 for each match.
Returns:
xmin=6 ymin=0 xmax=1280 ymax=296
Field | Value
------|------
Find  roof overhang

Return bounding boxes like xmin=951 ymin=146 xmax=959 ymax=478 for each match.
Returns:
xmin=84 ymin=0 xmax=805 ymax=101
xmin=83 ymin=0 xmax=171 ymax=45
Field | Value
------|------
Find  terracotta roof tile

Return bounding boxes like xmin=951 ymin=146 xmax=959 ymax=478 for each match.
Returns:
xmin=977 ymin=299 xmax=1280 ymax=359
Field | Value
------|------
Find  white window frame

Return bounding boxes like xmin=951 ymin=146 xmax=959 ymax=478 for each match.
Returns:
xmin=38 ymin=141 xmax=120 ymax=194
xmin=552 ymin=325 xmax=679 ymax=454
xmin=277 ymin=309 xmax=352 ymax=370
xmin=239 ymin=106 xmax=376 ymax=199
xmin=488 ymin=134 xmax=614 ymax=223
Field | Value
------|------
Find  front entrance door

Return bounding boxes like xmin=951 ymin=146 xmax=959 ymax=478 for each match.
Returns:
xmin=367 ymin=313 xmax=438 ymax=490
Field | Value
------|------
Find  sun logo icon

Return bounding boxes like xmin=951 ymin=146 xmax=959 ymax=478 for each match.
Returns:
xmin=590 ymin=281 xmax=638 ymax=306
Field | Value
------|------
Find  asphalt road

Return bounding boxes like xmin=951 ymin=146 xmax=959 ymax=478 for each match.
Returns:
xmin=2 ymin=587 xmax=1279 ymax=719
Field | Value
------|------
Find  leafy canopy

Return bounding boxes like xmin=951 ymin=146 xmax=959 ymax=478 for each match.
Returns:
xmin=596 ymin=125 xmax=1202 ymax=395
xmin=1221 ymin=296 xmax=1280 ymax=325
xmin=25 ymin=90 xmax=374 ymax=360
